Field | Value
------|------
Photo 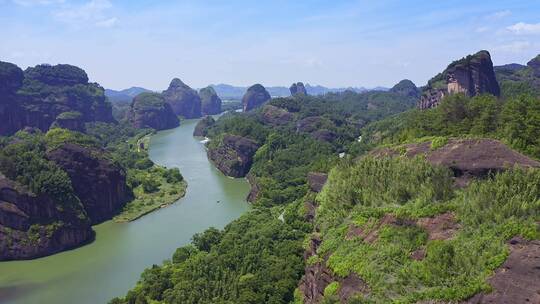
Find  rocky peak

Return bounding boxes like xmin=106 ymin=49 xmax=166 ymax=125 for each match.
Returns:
xmin=0 ymin=61 xmax=115 ymax=136
xmin=290 ymin=82 xmax=307 ymax=96
xmin=46 ymin=143 xmax=132 ymax=224
xmin=207 ymin=135 xmax=260 ymax=177
xmin=418 ymin=50 xmax=500 ymax=109
xmin=24 ymin=64 xmax=89 ymax=86
xmin=242 ymin=84 xmax=271 ymax=111
xmin=162 ymin=78 xmax=202 ymax=118
xmin=199 ymin=86 xmax=222 ymax=115
xmin=128 ymin=92 xmax=179 ymax=130
xmin=0 ymin=61 xmax=24 ymax=95
xmin=390 ymin=79 xmax=420 ymax=98
xmin=527 ymin=54 xmax=540 ymax=76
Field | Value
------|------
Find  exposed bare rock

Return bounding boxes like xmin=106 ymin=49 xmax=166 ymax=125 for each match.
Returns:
xmin=373 ymin=139 xmax=540 ymax=186
xmin=127 ymin=92 xmax=180 ymax=131
xmin=242 ymin=84 xmax=271 ymax=111
xmin=0 ymin=62 xmax=115 ymax=136
xmin=417 ymin=212 xmax=460 ymax=241
xmin=0 ymin=175 xmax=93 ymax=260
xmin=260 ymin=104 xmax=294 ymax=126
xmin=162 ymin=78 xmax=202 ymax=118
xmin=207 ymin=135 xmax=260 ymax=178
xmin=338 ymin=273 xmax=370 ymax=303
xmin=50 ymin=111 xmax=86 ymax=132
xmin=466 ymin=237 xmax=540 ymax=304
xmin=307 ymin=172 xmax=328 ymax=193
xmin=193 ymin=115 xmax=215 ymax=137
xmin=299 ymin=236 xmax=335 ymax=304
xmin=199 ymin=86 xmax=222 ymax=115
xmin=419 ymin=51 xmax=500 ymax=109
xmin=46 ymin=143 xmax=132 ymax=224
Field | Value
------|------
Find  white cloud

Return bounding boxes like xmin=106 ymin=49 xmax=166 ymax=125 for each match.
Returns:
xmin=507 ymin=22 xmax=540 ymax=35
xmin=12 ymin=0 xmax=64 ymax=6
xmin=53 ymin=0 xmax=117 ymax=28
xmin=486 ymin=10 xmax=511 ymax=20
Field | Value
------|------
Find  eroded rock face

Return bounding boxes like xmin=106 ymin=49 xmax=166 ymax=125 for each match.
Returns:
xmin=307 ymin=172 xmax=328 ymax=193
xmin=0 ymin=62 xmax=115 ymax=136
xmin=419 ymin=51 xmax=500 ymax=109
xmin=373 ymin=139 xmax=540 ymax=186
xmin=128 ymin=92 xmax=180 ymax=130
xmin=46 ymin=143 xmax=132 ymax=224
xmin=199 ymin=86 xmax=222 ymax=115
xmin=0 ymin=175 xmax=93 ymax=260
xmin=207 ymin=135 xmax=259 ymax=177
xmin=193 ymin=115 xmax=215 ymax=137
xmin=162 ymin=78 xmax=202 ymax=118
xmin=466 ymin=237 xmax=540 ymax=304
xmin=51 ymin=111 xmax=86 ymax=132
xmin=242 ymin=84 xmax=271 ymax=112
xmin=290 ymin=82 xmax=307 ymax=96
xmin=260 ymin=105 xmax=294 ymax=126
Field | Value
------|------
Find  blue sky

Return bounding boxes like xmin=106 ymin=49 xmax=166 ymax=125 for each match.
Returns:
xmin=1 ymin=0 xmax=539 ymax=90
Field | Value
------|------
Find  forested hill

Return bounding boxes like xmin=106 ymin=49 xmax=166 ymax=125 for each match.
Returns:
xmin=113 ymin=51 xmax=540 ymax=304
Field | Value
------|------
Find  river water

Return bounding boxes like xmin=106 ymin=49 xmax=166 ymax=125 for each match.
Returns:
xmin=0 ymin=119 xmax=251 ymax=304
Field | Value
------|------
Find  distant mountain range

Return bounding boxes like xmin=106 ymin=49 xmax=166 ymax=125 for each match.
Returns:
xmin=105 ymin=84 xmax=389 ymax=102
xmin=209 ymin=84 xmax=388 ymax=99
xmin=105 ymin=87 xmax=152 ymax=103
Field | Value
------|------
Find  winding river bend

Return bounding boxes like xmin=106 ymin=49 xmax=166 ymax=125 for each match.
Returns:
xmin=0 ymin=119 xmax=251 ymax=304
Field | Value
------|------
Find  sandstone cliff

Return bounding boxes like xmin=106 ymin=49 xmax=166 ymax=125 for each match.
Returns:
xmin=242 ymin=84 xmax=271 ymax=111
xmin=207 ymin=135 xmax=259 ymax=177
xmin=0 ymin=62 xmax=115 ymax=135
xmin=419 ymin=51 xmax=500 ymax=109
xmin=128 ymin=92 xmax=180 ymax=130
xmin=0 ymin=175 xmax=93 ymax=260
xmin=199 ymin=86 xmax=222 ymax=115
xmin=162 ymin=78 xmax=202 ymax=118
xmin=46 ymin=143 xmax=132 ymax=224
xmin=193 ymin=115 xmax=215 ymax=137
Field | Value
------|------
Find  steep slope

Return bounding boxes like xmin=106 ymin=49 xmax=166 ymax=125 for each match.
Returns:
xmin=128 ymin=92 xmax=180 ymax=130
xmin=0 ymin=61 xmax=115 ymax=135
xmin=162 ymin=78 xmax=202 ymax=118
xmin=419 ymin=50 xmax=500 ymax=109
xmin=242 ymin=84 xmax=271 ymax=111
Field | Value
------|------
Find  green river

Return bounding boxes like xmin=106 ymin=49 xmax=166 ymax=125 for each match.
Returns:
xmin=0 ymin=119 xmax=251 ymax=304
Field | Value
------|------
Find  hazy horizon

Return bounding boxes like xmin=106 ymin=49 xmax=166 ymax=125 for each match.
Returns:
xmin=2 ymin=0 xmax=539 ymax=91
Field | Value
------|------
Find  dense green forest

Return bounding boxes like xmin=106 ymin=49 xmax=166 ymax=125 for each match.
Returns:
xmin=113 ymin=61 xmax=540 ymax=303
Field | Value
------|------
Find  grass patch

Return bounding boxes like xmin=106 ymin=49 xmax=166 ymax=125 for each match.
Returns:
xmin=114 ymin=167 xmax=187 ymax=222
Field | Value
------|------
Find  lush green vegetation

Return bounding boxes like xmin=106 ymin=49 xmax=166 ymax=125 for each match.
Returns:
xmin=360 ymin=93 xmax=540 ymax=158
xmin=314 ymin=157 xmax=539 ymax=303
xmin=116 ymin=65 xmax=540 ymax=304
xmin=0 ymin=130 xmax=87 ymax=219
xmin=110 ymin=208 xmax=307 ymax=304
xmin=86 ymin=122 xmax=188 ymax=222
xmin=206 ymin=90 xmax=416 ymax=207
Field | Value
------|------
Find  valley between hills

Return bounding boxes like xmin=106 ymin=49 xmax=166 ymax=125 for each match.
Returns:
xmin=1 ymin=50 xmax=539 ymax=304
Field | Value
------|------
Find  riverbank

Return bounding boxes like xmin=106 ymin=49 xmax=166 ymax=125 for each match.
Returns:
xmin=114 ymin=176 xmax=187 ymax=223
xmin=114 ymin=130 xmax=188 ymax=223
xmin=0 ymin=119 xmax=251 ymax=304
